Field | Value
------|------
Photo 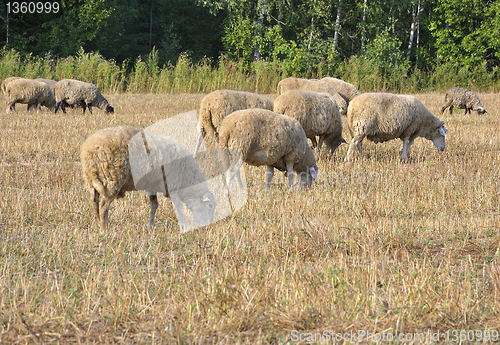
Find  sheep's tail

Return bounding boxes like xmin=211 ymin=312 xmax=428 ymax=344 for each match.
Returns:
xmin=199 ymin=104 xmax=218 ymax=143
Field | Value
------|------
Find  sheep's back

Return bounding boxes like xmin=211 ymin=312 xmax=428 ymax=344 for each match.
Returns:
xmin=219 ymin=109 xmax=306 ymax=163
xmin=348 ymin=93 xmax=420 ymax=138
xmin=80 ymin=126 xmax=140 ymax=197
xmin=273 ymin=90 xmax=334 ymax=137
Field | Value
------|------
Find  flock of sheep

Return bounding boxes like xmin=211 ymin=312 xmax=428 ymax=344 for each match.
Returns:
xmin=1 ymin=75 xmax=487 ymax=231
xmin=1 ymin=77 xmax=114 ymax=114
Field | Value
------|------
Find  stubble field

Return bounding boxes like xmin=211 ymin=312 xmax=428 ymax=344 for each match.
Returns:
xmin=0 ymin=91 xmax=499 ymax=344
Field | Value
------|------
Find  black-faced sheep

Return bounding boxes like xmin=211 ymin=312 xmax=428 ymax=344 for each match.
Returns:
xmin=273 ymin=90 xmax=347 ymax=154
xmin=80 ymin=126 xmax=217 ymax=232
xmin=276 ymin=77 xmax=347 ymax=115
xmin=321 ymin=77 xmax=360 ymax=105
xmin=440 ymin=87 xmax=487 ymax=115
xmin=55 ymin=79 xmax=114 ymax=114
xmin=218 ymin=109 xmax=318 ymax=190
xmin=5 ymin=78 xmax=56 ymax=113
xmin=194 ymin=90 xmax=273 ymax=156
xmin=345 ymin=92 xmax=447 ymax=161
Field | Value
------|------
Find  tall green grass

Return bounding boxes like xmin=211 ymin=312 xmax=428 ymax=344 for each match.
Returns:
xmin=1 ymin=47 xmax=499 ymax=94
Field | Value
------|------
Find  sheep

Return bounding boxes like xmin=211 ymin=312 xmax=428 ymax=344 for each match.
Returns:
xmin=35 ymin=78 xmax=57 ymax=92
xmin=54 ymin=79 xmax=114 ymax=114
xmin=218 ymin=108 xmax=319 ymax=190
xmin=321 ymin=77 xmax=360 ymax=105
xmin=80 ymin=125 xmax=217 ymax=232
xmin=194 ymin=90 xmax=273 ymax=156
xmin=345 ymin=92 xmax=447 ymax=162
xmin=440 ymin=87 xmax=487 ymax=115
xmin=1 ymin=76 xmax=24 ymax=95
xmin=276 ymin=77 xmax=348 ymax=115
xmin=273 ymin=90 xmax=347 ymax=154
xmin=5 ymin=78 xmax=56 ymax=113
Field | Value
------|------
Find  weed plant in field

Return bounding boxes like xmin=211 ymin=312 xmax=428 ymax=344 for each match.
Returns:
xmin=0 ymin=92 xmax=499 ymax=343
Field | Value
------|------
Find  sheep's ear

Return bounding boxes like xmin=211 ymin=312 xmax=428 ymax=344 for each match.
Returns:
xmin=439 ymin=120 xmax=445 ymax=127
xmin=439 ymin=127 xmax=447 ymax=136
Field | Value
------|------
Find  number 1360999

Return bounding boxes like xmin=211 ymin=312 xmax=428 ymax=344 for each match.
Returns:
xmin=6 ymin=2 xmax=59 ymax=14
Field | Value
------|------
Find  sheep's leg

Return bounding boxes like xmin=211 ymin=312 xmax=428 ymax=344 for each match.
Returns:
xmin=98 ymin=198 xmax=111 ymax=232
xmin=317 ymin=136 xmax=324 ymax=151
xmin=36 ymin=104 xmax=41 ymax=113
xmin=147 ymin=194 xmax=158 ymax=229
xmin=91 ymin=189 xmax=100 ymax=219
xmin=87 ymin=104 xmax=93 ymax=114
xmin=400 ymin=137 xmax=410 ymax=161
xmin=286 ymin=162 xmax=294 ymax=189
xmin=345 ymin=136 xmax=364 ymax=162
xmin=310 ymin=137 xmax=318 ymax=149
xmin=448 ymin=105 xmax=453 ymax=115
xmin=265 ymin=165 xmax=274 ymax=190
xmin=6 ymin=103 xmax=16 ymax=114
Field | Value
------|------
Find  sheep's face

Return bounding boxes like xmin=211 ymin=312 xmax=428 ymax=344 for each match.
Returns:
xmin=475 ymin=106 xmax=487 ymax=115
xmin=431 ymin=126 xmax=447 ymax=152
xmin=190 ymin=191 xmax=217 ymax=227
xmin=298 ymin=165 xmax=318 ymax=188
xmin=105 ymin=104 xmax=114 ymax=114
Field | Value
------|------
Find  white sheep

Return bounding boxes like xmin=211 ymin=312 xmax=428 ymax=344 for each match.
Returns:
xmin=55 ymin=79 xmax=114 ymax=114
xmin=441 ymin=87 xmax=487 ymax=115
xmin=321 ymin=77 xmax=360 ymax=105
xmin=35 ymin=78 xmax=57 ymax=91
xmin=273 ymin=90 xmax=347 ymax=154
xmin=80 ymin=125 xmax=217 ymax=232
xmin=194 ymin=89 xmax=273 ymax=155
xmin=5 ymin=78 xmax=56 ymax=113
xmin=276 ymin=77 xmax=347 ymax=115
xmin=218 ymin=108 xmax=318 ymax=189
xmin=345 ymin=92 xmax=447 ymax=161
xmin=1 ymin=76 xmax=24 ymax=95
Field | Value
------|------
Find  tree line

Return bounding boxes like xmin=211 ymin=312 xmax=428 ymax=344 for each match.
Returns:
xmin=1 ymin=0 xmax=499 ymax=91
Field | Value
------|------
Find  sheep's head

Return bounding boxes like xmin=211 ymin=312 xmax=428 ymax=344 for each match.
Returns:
xmin=298 ymin=164 xmax=318 ymax=188
xmin=430 ymin=122 xmax=447 ymax=152
xmin=188 ymin=191 xmax=217 ymax=228
xmin=475 ymin=106 xmax=487 ymax=115
xmin=105 ymin=104 xmax=114 ymax=114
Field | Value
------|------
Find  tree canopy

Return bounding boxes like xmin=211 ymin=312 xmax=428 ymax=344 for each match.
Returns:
xmin=1 ymin=0 xmax=499 ymax=84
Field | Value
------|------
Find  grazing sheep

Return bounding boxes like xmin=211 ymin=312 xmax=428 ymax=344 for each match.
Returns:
xmin=35 ymin=78 xmax=57 ymax=91
xmin=55 ymin=79 xmax=114 ymax=114
xmin=5 ymin=78 xmax=56 ymax=113
xmin=194 ymin=90 xmax=273 ymax=155
xmin=321 ymin=77 xmax=360 ymax=105
xmin=80 ymin=125 xmax=217 ymax=232
xmin=441 ymin=87 xmax=487 ymax=115
xmin=345 ymin=92 xmax=447 ymax=161
xmin=273 ymin=90 xmax=347 ymax=154
xmin=1 ymin=76 xmax=24 ymax=95
xmin=276 ymin=77 xmax=347 ymax=115
xmin=218 ymin=109 xmax=318 ymax=189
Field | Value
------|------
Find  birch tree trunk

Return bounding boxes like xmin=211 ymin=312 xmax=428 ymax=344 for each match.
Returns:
xmin=253 ymin=0 xmax=265 ymax=60
xmin=407 ymin=0 xmax=422 ymax=61
xmin=361 ymin=0 xmax=367 ymax=51
xmin=333 ymin=0 xmax=342 ymax=52
xmin=308 ymin=17 xmax=314 ymax=51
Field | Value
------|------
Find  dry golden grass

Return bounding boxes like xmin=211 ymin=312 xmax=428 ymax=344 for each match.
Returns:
xmin=0 ymin=91 xmax=499 ymax=344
